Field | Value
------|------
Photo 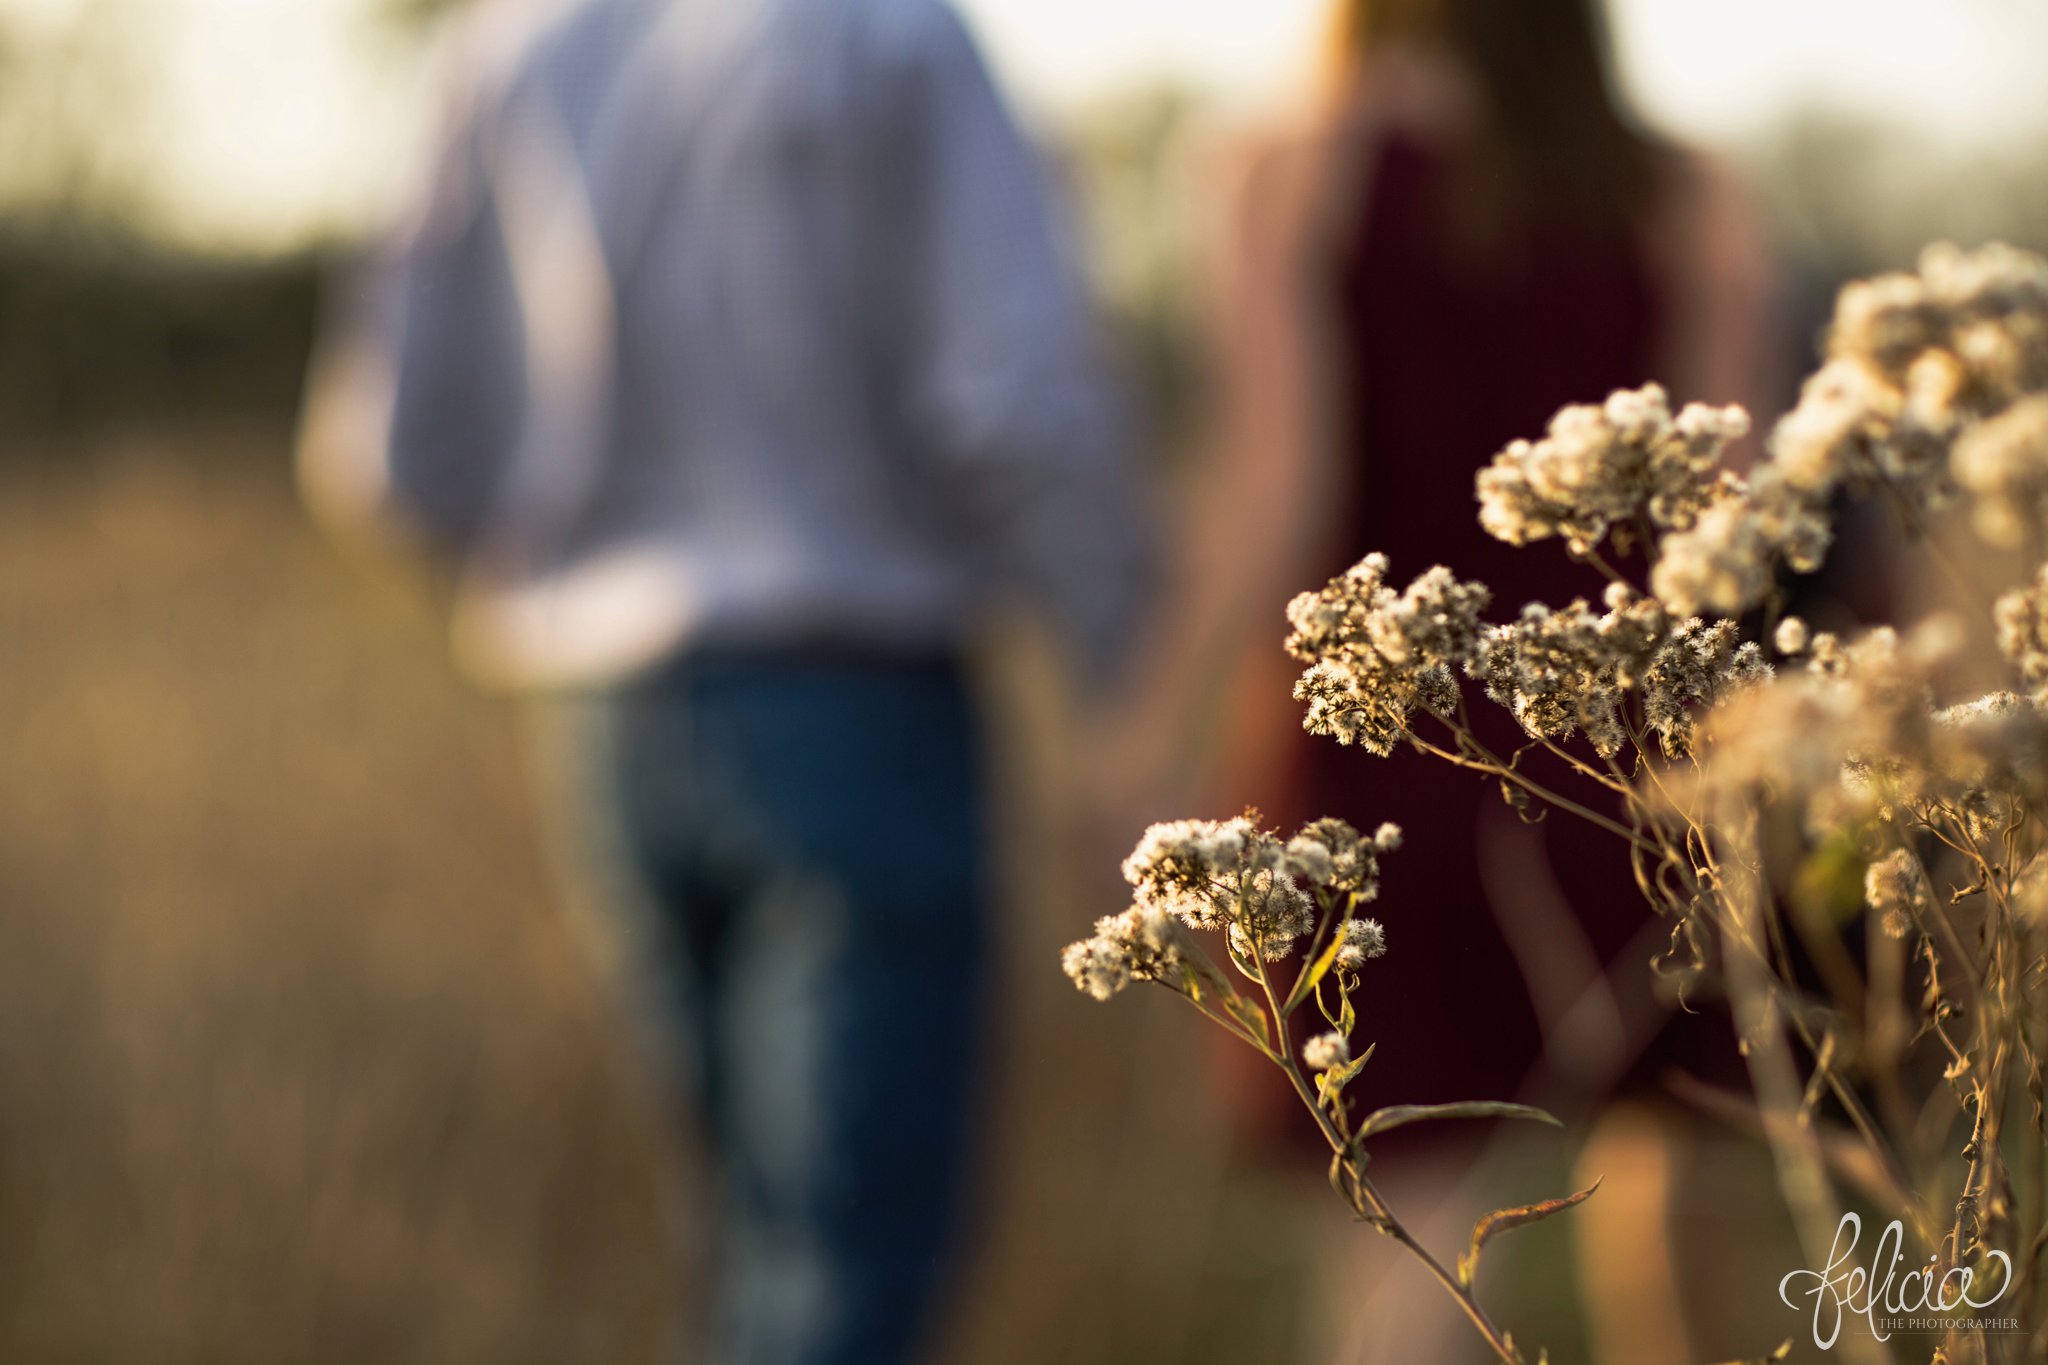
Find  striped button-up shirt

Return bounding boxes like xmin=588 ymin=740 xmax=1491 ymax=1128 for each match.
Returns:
xmin=304 ymin=0 xmax=1150 ymax=689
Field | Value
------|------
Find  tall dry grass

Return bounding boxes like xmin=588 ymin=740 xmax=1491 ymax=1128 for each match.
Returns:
xmin=0 ymin=425 xmax=1322 ymax=1364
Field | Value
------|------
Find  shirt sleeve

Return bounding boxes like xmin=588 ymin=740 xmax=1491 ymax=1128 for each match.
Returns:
xmin=382 ymin=94 xmax=530 ymax=551
xmin=300 ymin=60 xmax=529 ymax=557
xmin=895 ymin=1 xmax=1154 ymax=691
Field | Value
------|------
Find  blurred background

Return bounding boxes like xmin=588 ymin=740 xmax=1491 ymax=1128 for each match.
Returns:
xmin=4 ymin=0 xmax=2048 ymax=1361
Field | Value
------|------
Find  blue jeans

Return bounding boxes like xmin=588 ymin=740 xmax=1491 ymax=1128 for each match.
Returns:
xmin=585 ymin=651 xmax=987 ymax=1365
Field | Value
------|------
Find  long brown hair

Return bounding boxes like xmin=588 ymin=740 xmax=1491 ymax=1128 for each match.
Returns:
xmin=1328 ymin=0 xmax=1667 ymax=245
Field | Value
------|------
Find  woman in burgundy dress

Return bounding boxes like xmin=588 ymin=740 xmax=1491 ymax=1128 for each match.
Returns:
xmin=1164 ymin=0 xmax=1776 ymax=1126
xmin=1128 ymin=1 xmax=1781 ymax=1356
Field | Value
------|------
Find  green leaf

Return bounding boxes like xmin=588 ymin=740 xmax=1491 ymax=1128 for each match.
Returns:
xmin=1326 ymin=1147 xmax=1372 ymax=1216
xmin=1456 ymin=1177 xmax=1602 ymax=1287
xmin=1317 ymin=1042 xmax=1375 ymax=1107
xmin=1283 ymin=922 xmax=1348 ymax=1015
xmin=1316 ymin=978 xmax=1341 ymax=1027
xmin=1222 ymin=993 xmax=1269 ymax=1045
xmin=1356 ymin=1101 xmax=1562 ymax=1142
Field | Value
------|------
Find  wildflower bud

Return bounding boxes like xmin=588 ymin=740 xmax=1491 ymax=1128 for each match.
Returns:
xmin=1061 ymin=938 xmax=1130 ymax=1002
xmin=1060 ymin=905 xmax=1183 ymax=1000
xmin=1282 ymin=836 xmax=1335 ymax=885
xmin=1371 ymin=822 xmax=1403 ymax=854
xmin=1335 ymin=916 xmax=1387 ymax=970
xmin=1773 ymin=616 xmax=1811 ymax=656
xmin=1302 ymin=1031 xmax=1350 ymax=1071
xmin=1864 ymin=848 xmax=1932 ymax=939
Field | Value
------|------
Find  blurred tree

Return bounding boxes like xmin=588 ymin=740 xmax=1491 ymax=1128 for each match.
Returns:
xmin=0 ymin=0 xmax=157 ymax=228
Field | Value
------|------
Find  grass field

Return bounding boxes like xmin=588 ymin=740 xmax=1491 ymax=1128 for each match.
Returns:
xmin=0 ymin=422 xmax=1326 ymax=1363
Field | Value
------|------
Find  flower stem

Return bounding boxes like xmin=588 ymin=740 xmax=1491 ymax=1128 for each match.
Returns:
xmin=1271 ymin=1055 xmax=1525 ymax=1365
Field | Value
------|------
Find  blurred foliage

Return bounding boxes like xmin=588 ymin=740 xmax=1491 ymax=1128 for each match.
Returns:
xmin=0 ymin=0 xmax=155 ymax=223
xmin=0 ymin=429 xmax=1327 ymax=1362
xmin=369 ymin=0 xmax=475 ymax=34
xmin=1750 ymin=109 xmax=2048 ymax=277
xmin=0 ymin=222 xmax=320 ymax=447
xmin=1059 ymin=85 xmax=1214 ymax=463
xmin=0 ymin=442 xmax=676 ymax=1361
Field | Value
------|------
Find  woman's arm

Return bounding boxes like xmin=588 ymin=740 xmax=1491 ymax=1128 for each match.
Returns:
xmin=1648 ymin=151 xmax=1783 ymax=459
xmin=1084 ymin=120 xmax=1348 ymax=820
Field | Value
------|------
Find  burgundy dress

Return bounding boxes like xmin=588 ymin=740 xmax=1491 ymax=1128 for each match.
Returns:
xmin=1273 ymin=131 xmax=1687 ymax=1121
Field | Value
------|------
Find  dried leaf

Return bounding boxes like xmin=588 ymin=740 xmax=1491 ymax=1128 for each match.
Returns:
xmin=1356 ymin=1100 xmax=1561 ymax=1142
xmin=1709 ymin=1341 xmax=1791 ymax=1365
xmin=1456 ymin=1177 xmax=1601 ymax=1287
xmin=1283 ymin=921 xmax=1348 ymax=1015
xmin=1315 ymin=1042 xmax=1376 ymax=1107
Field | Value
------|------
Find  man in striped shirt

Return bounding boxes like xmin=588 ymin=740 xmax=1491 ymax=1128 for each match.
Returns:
xmin=298 ymin=0 xmax=1149 ymax=1358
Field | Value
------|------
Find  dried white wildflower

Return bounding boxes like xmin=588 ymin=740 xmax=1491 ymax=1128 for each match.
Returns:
xmin=1864 ymin=848 xmax=1932 ymax=939
xmin=1931 ymin=690 xmax=2048 ymax=815
xmin=1995 ymin=563 xmax=2048 ymax=697
xmin=1769 ymin=358 xmax=1898 ymax=492
xmin=1689 ymin=618 xmax=1979 ymax=843
xmin=2012 ymin=856 xmax=2048 ymax=923
xmin=1134 ymin=824 xmax=1304 ymax=952
xmin=1644 ymin=244 xmax=2048 ymax=617
xmin=1112 ymin=815 xmax=1394 ymax=971
xmin=1121 ymin=817 xmax=1256 ymax=929
xmin=1472 ymin=599 xmax=1635 ymax=756
xmin=1933 ymin=690 xmax=2033 ymax=729
xmin=1368 ymin=565 xmax=1494 ymax=666
xmin=1650 ymin=462 xmax=1836 ymax=618
xmin=1476 ymin=383 xmax=1748 ymax=555
xmin=1334 ymin=916 xmax=1388 ymax=970
xmin=1901 ymin=348 xmax=1968 ymax=440
xmin=1641 ymin=618 xmax=1771 ymax=756
xmin=1833 ymin=273 xmax=1940 ymax=373
xmin=1917 ymin=242 xmax=2048 ymax=409
xmin=1061 ymin=905 xmax=1182 ymax=1001
xmin=1227 ymin=870 xmax=1317 ymax=961
xmin=1798 ymin=244 xmax=2048 ymax=536
xmin=1953 ymin=396 xmax=2048 ymax=547
xmin=1370 ymin=822 xmax=1403 ymax=854
xmin=1468 ymin=588 xmax=1758 ymax=758
xmin=1287 ymin=555 xmax=1486 ymax=754
xmin=1281 ymin=835 xmax=1334 ymax=885
xmin=1649 ymin=494 xmax=1776 ymax=617
xmin=1302 ymin=1031 xmax=1351 ymax=1072
xmin=1297 ymin=817 xmax=1388 ymax=899
xmin=1774 ymin=616 xmax=1811 ymax=656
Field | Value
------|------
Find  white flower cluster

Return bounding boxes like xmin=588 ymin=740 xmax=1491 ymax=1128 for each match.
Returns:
xmin=1476 ymin=383 xmax=1749 ymax=556
xmin=1655 ymin=243 xmax=2048 ymax=614
xmin=1789 ymin=243 xmax=2048 ymax=495
xmin=1286 ymin=555 xmax=1489 ymax=754
xmin=1334 ymin=915 xmax=1388 ymax=970
xmin=1464 ymin=582 xmax=1765 ymax=758
xmin=1931 ymin=689 xmax=2048 ymax=825
xmin=1687 ymin=616 xmax=2048 ymax=842
xmin=1864 ymin=848 xmax=1933 ymax=939
xmin=1774 ymin=615 xmax=1812 ymax=656
xmin=1471 ymin=588 xmax=1654 ymax=758
xmin=1649 ymin=474 xmax=1832 ymax=617
xmin=1953 ymin=395 xmax=2048 ymax=547
xmin=1302 ymin=1031 xmax=1351 ymax=1071
xmin=1995 ymin=562 xmax=2048 ymax=697
xmin=1639 ymin=617 xmax=1772 ymax=757
xmin=1064 ymin=816 xmax=1400 ymax=1000
xmin=1060 ymin=904 xmax=1183 ymax=1002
